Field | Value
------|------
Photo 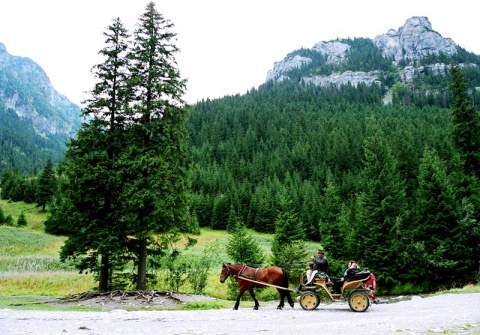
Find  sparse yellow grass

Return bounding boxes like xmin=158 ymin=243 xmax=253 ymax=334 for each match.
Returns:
xmin=0 ymin=271 xmax=96 ymax=296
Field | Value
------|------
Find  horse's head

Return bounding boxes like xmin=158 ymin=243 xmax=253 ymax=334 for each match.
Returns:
xmin=220 ymin=263 xmax=231 ymax=283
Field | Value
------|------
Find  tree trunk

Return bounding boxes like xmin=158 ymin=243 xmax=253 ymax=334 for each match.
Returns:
xmin=99 ymin=253 xmax=110 ymax=291
xmin=136 ymin=238 xmax=147 ymax=290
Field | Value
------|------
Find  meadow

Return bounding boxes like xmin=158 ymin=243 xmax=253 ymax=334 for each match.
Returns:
xmin=0 ymin=198 xmax=318 ymax=304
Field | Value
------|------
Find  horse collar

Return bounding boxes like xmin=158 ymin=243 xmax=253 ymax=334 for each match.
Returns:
xmin=239 ymin=264 xmax=247 ymax=276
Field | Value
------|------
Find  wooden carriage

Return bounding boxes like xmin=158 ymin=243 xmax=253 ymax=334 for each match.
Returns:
xmin=297 ymin=272 xmax=373 ymax=312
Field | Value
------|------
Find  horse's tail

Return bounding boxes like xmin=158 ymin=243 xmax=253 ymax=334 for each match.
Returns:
xmin=281 ymin=268 xmax=289 ymax=288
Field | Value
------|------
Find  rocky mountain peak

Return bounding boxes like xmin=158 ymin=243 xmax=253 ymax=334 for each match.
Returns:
xmin=265 ymin=16 xmax=468 ymax=91
xmin=374 ymin=16 xmax=457 ymax=63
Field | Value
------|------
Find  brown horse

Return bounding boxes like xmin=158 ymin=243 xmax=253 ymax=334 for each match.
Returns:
xmin=219 ymin=263 xmax=295 ymax=310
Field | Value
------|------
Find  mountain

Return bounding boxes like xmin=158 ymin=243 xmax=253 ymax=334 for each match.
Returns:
xmin=264 ymin=16 xmax=480 ymax=104
xmin=0 ymin=42 xmax=81 ymax=175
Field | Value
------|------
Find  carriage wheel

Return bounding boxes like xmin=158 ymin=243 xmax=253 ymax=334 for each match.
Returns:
xmin=348 ymin=290 xmax=369 ymax=312
xmin=299 ymin=291 xmax=320 ymax=310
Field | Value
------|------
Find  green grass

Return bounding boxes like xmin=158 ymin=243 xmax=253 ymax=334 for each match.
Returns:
xmin=0 ymin=226 xmax=65 ymax=256
xmin=434 ymin=283 xmax=480 ymax=294
xmin=0 ymin=198 xmax=48 ymax=231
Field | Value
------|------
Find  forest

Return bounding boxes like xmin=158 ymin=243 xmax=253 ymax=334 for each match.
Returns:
xmin=184 ymin=68 xmax=480 ymax=291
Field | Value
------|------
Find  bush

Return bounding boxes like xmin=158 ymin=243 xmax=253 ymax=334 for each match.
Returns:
xmin=163 ymin=256 xmax=189 ymax=292
xmin=187 ymin=241 xmax=220 ymax=294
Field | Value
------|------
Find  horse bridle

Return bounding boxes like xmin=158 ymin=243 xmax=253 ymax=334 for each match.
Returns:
xmin=222 ymin=263 xmax=232 ymax=278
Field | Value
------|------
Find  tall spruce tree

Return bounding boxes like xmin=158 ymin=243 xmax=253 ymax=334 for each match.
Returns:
xmin=271 ymin=192 xmax=306 ymax=267
xmin=412 ymin=147 xmax=459 ymax=286
xmin=49 ymin=17 xmax=131 ymax=291
xmin=353 ymin=116 xmax=407 ymax=284
xmin=447 ymin=63 xmax=480 ymax=284
xmin=226 ymin=221 xmax=265 ymax=265
xmin=121 ymin=2 xmax=192 ymax=290
xmin=448 ymin=62 xmax=480 ymax=178
xmin=318 ymin=170 xmax=343 ymax=259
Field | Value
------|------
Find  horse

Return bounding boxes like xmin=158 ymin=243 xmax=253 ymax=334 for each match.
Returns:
xmin=219 ymin=263 xmax=295 ymax=310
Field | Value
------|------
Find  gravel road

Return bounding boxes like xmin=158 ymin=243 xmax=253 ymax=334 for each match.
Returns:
xmin=1 ymin=293 xmax=479 ymax=335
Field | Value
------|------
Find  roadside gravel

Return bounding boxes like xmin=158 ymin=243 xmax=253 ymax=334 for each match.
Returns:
xmin=1 ymin=293 xmax=479 ymax=335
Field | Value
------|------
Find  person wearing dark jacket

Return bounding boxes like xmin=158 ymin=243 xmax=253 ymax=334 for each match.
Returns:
xmin=304 ymin=249 xmax=329 ymax=285
xmin=331 ymin=260 xmax=359 ymax=293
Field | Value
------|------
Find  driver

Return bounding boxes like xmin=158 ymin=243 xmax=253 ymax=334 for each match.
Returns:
xmin=304 ymin=249 xmax=328 ymax=286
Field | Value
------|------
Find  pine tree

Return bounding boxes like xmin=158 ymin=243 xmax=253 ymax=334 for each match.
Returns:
xmin=121 ymin=2 xmax=192 ymax=290
xmin=17 ymin=211 xmax=27 ymax=226
xmin=412 ymin=147 xmax=459 ymax=286
xmin=318 ymin=170 xmax=343 ymax=259
xmin=271 ymin=192 xmax=306 ymax=267
xmin=448 ymin=62 xmax=480 ymax=178
xmin=446 ymin=62 xmax=480 ymax=285
xmin=35 ymin=158 xmax=56 ymax=212
xmin=226 ymin=221 xmax=265 ymax=265
xmin=210 ymin=194 xmax=229 ymax=229
xmin=51 ymin=17 xmax=131 ymax=291
xmin=353 ymin=116 xmax=407 ymax=282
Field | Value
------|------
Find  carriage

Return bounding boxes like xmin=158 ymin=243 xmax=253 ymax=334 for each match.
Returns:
xmin=297 ymin=271 xmax=373 ymax=312
xmin=220 ymin=263 xmax=374 ymax=312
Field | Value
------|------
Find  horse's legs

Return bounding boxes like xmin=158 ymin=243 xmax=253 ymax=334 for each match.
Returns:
xmin=277 ymin=289 xmax=285 ymax=310
xmin=248 ymin=289 xmax=260 ymax=310
xmin=233 ymin=288 xmax=245 ymax=310
xmin=286 ymin=290 xmax=295 ymax=308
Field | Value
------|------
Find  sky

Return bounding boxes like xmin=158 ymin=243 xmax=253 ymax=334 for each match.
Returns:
xmin=1 ymin=0 xmax=480 ymax=106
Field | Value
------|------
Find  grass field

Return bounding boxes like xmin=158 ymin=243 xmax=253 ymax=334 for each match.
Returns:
xmin=0 ymin=199 xmax=318 ymax=302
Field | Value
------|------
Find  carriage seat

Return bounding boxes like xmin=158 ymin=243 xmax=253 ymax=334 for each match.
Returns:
xmin=313 ymin=271 xmax=332 ymax=286
xmin=345 ymin=271 xmax=370 ymax=282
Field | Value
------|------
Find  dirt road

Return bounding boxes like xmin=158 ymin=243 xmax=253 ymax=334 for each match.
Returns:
xmin=1 ymin=293 xmax=479 ymax=334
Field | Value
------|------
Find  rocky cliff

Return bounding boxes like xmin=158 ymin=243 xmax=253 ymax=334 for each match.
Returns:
xmin=0 ymin=42 xmax=81 ymax=138
xmin=265 ymin=16 xmax=478 ymax=90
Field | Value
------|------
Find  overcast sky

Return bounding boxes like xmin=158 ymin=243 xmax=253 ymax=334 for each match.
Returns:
xmin=1 ymin=0 xmax=479 ymax=106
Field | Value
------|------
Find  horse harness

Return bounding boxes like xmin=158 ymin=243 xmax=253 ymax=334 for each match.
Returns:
xmin=228 ymin=264 xmax=260 ymax=290
xmin=235 ymin=264 xmax=260 ymax=290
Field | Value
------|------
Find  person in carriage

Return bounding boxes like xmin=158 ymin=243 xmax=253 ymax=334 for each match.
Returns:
xmin=363 ymin=267 xmax=378 ymax=303
xmin=331 ymin=260 xmax=360 ymax=293
xmin=303 ymin=249 xmax=329 ymax=286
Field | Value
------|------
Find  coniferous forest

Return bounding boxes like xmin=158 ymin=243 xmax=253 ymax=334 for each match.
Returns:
xmin=186 ymin=67 xmax=480 ymax=291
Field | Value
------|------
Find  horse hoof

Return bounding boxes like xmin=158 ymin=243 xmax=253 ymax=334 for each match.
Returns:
xmin=253 ymin=306 xmax=258 ymax=310
xmin=277 ymin=306 xmax=283 ymax=310
xmin=289 ymin=303 xmax=294 ymax=308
